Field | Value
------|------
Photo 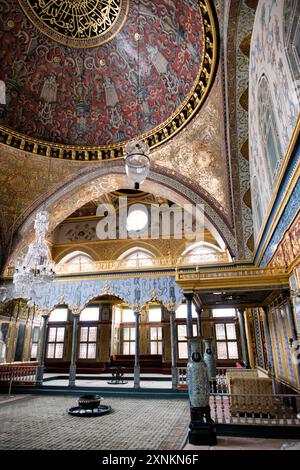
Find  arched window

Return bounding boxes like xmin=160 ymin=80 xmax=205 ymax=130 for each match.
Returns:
xmin=257 ymin=75 xmax=283 ymax=183
xmin=118 ymin=247 xmax=155 ymax=267
xmin=284 ymin=0 xmax=300 ymax=99
xmin=58 ymin=250 xmax=94 ymax=270
xmin=180 ymin=241 xmax=229 ymax=263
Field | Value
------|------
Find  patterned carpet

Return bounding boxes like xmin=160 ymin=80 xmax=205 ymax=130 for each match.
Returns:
xmin=0 ymin=395 xmax=190 ymax=450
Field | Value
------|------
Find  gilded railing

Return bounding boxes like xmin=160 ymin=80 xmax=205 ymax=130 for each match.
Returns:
xmin=175 ymin=266 xmax=289 ymax=288
xmin=4 ymin=252 xmax=229 ymax=276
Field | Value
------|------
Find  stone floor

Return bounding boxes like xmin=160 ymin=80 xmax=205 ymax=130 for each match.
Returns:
xmin=0 ymin=394 xmax=299 ymax=451
xmin=0 ymin=394 xmax=189 ymax=450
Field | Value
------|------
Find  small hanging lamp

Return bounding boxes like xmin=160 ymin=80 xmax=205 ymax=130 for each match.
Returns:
xmin=124 ymin=140 xmax=150 ymax=190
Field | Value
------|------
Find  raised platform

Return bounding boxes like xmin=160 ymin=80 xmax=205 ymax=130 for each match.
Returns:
xmin=4 ymin=373 xmax=188 ymax=399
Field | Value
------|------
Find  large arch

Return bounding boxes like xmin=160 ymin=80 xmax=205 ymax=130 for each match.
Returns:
xmin=5 ymin=164 xmax=236 ymax=268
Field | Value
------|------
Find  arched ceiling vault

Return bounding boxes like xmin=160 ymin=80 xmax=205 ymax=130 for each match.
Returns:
xmin=0 ymin=0 xmax=259 ymax=268
xmin=5 ymin=164 xmax=236 ymax=269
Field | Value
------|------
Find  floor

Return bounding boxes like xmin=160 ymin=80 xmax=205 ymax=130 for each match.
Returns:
xmin=0 ymin=394 xmax=189 ymax=450
xmin=43 ymin=372 xmax=173 ymax=389
xmin=0 ymin=394 xmax=299 ymax=450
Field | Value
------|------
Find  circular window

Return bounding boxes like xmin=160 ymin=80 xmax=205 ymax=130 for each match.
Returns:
xmin=126 ymin=205 xmax=148 ymax=232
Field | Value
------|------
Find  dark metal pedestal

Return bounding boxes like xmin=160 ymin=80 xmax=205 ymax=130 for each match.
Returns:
xmin=188 ymin=406 xmax=217 ymax=446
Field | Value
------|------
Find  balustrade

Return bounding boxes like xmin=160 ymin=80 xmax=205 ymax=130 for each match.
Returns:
xmin=209 ymin=393 xmax=300 ymax=426
xmin=0 ymin=362 xmax=38 ymax=395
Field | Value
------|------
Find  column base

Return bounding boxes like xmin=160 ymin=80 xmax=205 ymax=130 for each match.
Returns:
xmin=188 ymin=406 xmax=217 ymax=446
xmin=36 ymin=365 xmax=44 ymax=385
xmin=68 ymin=364 xmax=77 ymax=387
xmin=134 ymin=365 xmax=140 ymax=388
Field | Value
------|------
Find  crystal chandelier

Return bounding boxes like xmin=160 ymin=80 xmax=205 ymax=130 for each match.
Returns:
xmin=124 ymin=140 xmax=150 ymax=189
xmin=13 ymin=211 xmax=55 ymax=297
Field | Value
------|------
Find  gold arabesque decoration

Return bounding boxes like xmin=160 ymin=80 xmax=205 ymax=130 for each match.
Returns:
xmin=18 ymin=0 xmax=126 ymax=48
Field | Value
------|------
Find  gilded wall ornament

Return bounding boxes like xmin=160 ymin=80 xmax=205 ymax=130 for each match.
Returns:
xmin=18 ymin=0 xmax=128 ymax=48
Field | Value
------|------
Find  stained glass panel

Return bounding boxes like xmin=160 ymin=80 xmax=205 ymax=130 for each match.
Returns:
xmin=177 ymin=324 xmax=187 ymax=341
xmin=55 ymin=343 xmax=64 ymax=358
xmin=226 ymin=323 xmax=237 ymax=340
xmin=48 ymin=328 xmax=56 ymax=342
xmin=56 ymin=328 xmax=65 ymax=342
xmin=47 ymin=343 xmax=55 ymax=358
xmin=79 ymin=343 xmax=87 ymax=359
xmin=80 ymin=327 xmax=88 ymax=342
xmin=178 ymin=342 xmax=188 ymax=359
xmin=216 ymin=341 xmax=227 ymax=359
xmin=87 ymin=343 xmax=96 ymax=359
xmin=123 ymin=342 xmax=129 ymax=354
xmin=215 ymin=324 xmax=226 ymax=340
xmin=31 ymin=343 xmax=38 ymax=359
xmin=88 ymin=327 xmax=97 ymax=342
xmin=228 ymin=341 xmax=239 ymax=359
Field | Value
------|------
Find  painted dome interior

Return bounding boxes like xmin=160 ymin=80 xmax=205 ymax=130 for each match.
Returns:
xmin=0 ymin=0 xmax=206 ymax=147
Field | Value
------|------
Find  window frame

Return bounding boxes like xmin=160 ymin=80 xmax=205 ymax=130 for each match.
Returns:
xmin=214 ymin=321 xmax=239 ymax=361
xmin=78 ymin=324 xmax=98 ymax=360
xmin=46 ymin=325 xmax=66 ymax=359
xmin=176 ymin=322 xmax=198 ymax=360
xmin=149 ymin=326 xmax=163 ymax=355
xmin=30 ymin=326 xmax=40 ymax=360
xmin=122 ymin=326 xmax=136 ymax=355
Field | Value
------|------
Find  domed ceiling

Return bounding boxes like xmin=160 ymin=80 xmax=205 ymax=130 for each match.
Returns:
xmin=0 ymin=0 xmax=217 ymax=160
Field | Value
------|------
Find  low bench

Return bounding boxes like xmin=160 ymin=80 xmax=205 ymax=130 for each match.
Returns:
xmin=110 ymin=354 xmax=162 ymax=372
xmin=0 ymin=362 xmax=38 ymax=393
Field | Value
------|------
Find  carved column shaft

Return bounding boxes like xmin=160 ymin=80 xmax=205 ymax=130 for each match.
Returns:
xmin=184 ymin=293 xmax=194 ymax=358
xmin=69 ymin=312 xmax=80 ymax=387
xmin=169 ymin=310 xmax=177 ymax=389
xmin=262 ymin=306 xmax=274 ymax=373
xmin=237 ymin=308 xmax=250 ymax=367
xmin=134 ymin=311 xmax=141 ymax=388
xmin=286 ymin=298 xmax=298 ymax=340
xmin=36 ymin=314 xmax=49 ymax=385
xmin=196 ymin=308 xmax=202 ymax=336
